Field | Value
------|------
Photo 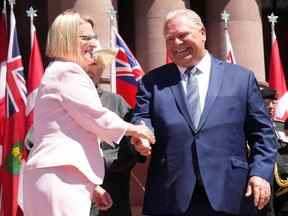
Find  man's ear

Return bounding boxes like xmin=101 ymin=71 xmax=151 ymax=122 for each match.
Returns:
xmin=201 ymin=27 xmax=206 ymax=42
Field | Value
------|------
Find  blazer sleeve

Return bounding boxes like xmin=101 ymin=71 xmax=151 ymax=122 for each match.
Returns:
xmin=132 ymin=76 xmax=154 ymax=133
xmin=59 ymin=66 xmax=128 ymax=145
xmin=245 ymin=72 xmax=277 ymax=182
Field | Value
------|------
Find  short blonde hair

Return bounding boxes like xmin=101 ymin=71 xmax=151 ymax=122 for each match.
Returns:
xmin=164 ymin=9 xmax=204 ymax=33
xmin=46 ymin=10 xmax=94 ymax=63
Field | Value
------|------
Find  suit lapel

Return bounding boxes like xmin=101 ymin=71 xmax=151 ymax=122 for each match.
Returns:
xmin=196 ymin=57 xmax=225 ymax=132
xmin=169 ymin=65 xmax=195 ymax=130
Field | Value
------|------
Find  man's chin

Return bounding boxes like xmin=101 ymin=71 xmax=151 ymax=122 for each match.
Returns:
xmin=174 ymin=59 xmax=194 ymax=67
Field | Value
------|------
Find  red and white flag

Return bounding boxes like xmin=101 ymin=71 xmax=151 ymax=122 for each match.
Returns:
xmin=0 ymin=2 xmax=8 ymax=157
xmin=16 ymin=13 xmax=44 ymax=212
xmin=0 ymin=4 xmax=27 ymax=216
xmin=224 ymin=29 xmax=236 ymax=64
xmin=0 ymin=4 xmax=8 ymax=213
xmin=269 ymin=28 xmax=288 ymax=121
xmin=114 ymin=29 xmax=144 ymax=108
xmin=25 ymin=19 xmax=44 ymax=140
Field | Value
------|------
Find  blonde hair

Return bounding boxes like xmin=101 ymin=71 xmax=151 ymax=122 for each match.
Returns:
xmin=164 ymin=9 xmax=204 ymax=33
xmin=46 ymin=10 xmax=94 ymax=63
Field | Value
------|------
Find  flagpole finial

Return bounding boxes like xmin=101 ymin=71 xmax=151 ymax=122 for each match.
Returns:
xmin=268 ymin=13 xmax=278 ymax=34
xmin=107 ymin=8 xmax=117 ymax=25
xmin=221 ymin=10 xmax=230 ymax=29
xmin=107 ymin=8 xmax=118 ymax=47
xmin=268 ymin=13 xmax=278 ymax=26
xmin=26 ymin=6 xmax=38 ymax=19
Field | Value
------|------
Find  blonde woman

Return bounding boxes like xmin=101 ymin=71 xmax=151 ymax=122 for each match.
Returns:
xmin=22 ymin=10 xmax=154 ymax=216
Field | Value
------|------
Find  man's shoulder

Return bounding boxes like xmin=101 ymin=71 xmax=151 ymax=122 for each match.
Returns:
xmin=211 ymin=56 xmax=253 ymax=81
xmin=141 ymin=63 xmax=179 ymax=86
xmin=146 ymin=63 xmax=177 ymax=76
xmin=211 ymin=56 xmax=251 ymax=73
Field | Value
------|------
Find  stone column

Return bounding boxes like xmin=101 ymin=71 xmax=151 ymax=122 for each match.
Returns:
xmin=48 ymin=0 xmax=113 ymax=47
xmin=134 ymin=0 xmax=190 ymax=73
xmin=47 ymin=0 xmax=114 ymax=88
xmin=205 ymin=0 xmax=265 ymax=81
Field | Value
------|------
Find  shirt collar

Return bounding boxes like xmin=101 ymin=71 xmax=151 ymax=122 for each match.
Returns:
xmin=177 ymin=51 xmax=211 ymax=75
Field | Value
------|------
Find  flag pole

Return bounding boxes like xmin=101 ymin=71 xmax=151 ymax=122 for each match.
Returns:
xmin=221 ymin=10 xmax=230 ymax=30
xmin=268 ymin=13 xmax=278 ymax=42
xmin=221 ymin=10 xmax=236 ymax=64
xmin=267 ymin=13 xmax=288 ymax=121
xmin=3 ymin=0 xmax=7 ymax=24
xmin=26 ymin=6 xmax=37 ymax=50
xmin=107 ymin=8 xmax=117 ymax=93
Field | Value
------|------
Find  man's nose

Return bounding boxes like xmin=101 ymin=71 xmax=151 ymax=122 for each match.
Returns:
xmin=174 ymin=37 xmax=183 ymax=45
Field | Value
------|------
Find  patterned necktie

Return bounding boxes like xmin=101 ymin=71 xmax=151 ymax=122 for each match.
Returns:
xmin=185 ymin=67 xmax=201 ymax=129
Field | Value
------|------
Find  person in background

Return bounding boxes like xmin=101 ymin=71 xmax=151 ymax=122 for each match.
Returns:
xmin=22 ymin=9 xmax=154 ymax=216
xmin=132 ymin=9 xmax=277 ymax=216
xmin=89 ymin=68 xmax=137 ymax=216
xmin=273 ymin=116 xmax=288 ymax=216
xmin=284 ymin=120 xmax=288 ymax=137
xmin=259 ymin=86 xmax=288 ymax=216
xmin=258 ymin=85 xmax=277 ymax=216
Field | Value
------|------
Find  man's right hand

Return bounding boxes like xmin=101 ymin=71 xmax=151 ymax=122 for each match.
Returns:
xmin=128 ymin=121 xmax=155 ymax=156
xmin=126 ymin=121 xmax=155 ymax=145
xmin=131 ymin=137 xmax=152 ymax=156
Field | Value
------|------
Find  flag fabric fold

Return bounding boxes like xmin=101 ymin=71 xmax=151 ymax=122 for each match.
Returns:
xmin=0 ymin=6 xmax=27 ymax=216
xmin=0 ymin=4 xmax=8 ymax=160
xmin=26 ymin=22 xmax=44 ymax=140
xmin=224 ymin=28 xmax=236 ymax=64
xmin=16 ymin=19 xmax=45 ymax=211
xmin=269 ymin=29 xmax=288 ymax=121
xmin=114 ymin=30 xmax=144 ymax=108
xmin=0 ymin=5 xmax=8 ymax=214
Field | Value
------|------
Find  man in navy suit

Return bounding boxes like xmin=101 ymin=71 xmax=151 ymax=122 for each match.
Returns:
xmin=131 ymin=9 xmax=277 ymax=216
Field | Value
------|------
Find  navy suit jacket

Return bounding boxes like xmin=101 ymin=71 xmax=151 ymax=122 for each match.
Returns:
xmin=132 ymin=56 xmax=277 ymax=215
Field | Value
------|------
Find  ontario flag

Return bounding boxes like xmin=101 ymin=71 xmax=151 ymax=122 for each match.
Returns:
xmin=0 ymin=5 xmax=27 ymax=216
xmin=114 ymin=30 xmax=144 ymax=108
xmin=224 ymin=28 xmax=236 ymax=64
xmin=269 ymin=27 xmax=288 ymax=121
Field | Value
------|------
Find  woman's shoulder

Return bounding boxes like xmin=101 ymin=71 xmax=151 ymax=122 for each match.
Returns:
xmin=46 ymin=60 xmax=84 ymax=74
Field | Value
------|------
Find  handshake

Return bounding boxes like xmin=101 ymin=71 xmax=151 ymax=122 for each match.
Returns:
xmin=127 ymin=121 xmax=155 ymax=156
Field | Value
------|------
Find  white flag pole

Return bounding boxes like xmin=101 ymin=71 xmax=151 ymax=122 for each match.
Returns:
xmin=221 ymin=10 xmax=236 ymax=64
xmin=268 ymin=13 xmax=278 ymax=42
xmin=26 ymin=6 xmax=37 ymax=50
xmin=107 ymin=8 xmax=117 ymax=93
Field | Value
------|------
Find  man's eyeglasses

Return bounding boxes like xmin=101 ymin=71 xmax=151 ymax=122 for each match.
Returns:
xmin=79 ymin=34 xmax=98 ymax=41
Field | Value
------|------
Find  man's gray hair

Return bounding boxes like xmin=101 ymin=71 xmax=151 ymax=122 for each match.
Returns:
xmin=165 ymin=9 xmax=204 ymax=29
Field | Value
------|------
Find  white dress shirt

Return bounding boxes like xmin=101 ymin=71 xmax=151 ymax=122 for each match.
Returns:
xmin=177 ymin=51 xmax=211 ymax=113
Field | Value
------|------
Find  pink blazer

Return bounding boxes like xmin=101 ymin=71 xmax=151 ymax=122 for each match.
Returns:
xmin=25 ymin=61 xmax=128 ymax=185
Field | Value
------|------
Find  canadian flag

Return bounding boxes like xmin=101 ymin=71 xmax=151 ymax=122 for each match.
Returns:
xmin=224 ymin=28 xmax=236 ymax=64
xmin=17 ymin=13 xmax=44 ymax=211
xmin=25 ymin=21 xmax=44 ymax=138
xmin=269 ymin=28 xmax=288 ymax=121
